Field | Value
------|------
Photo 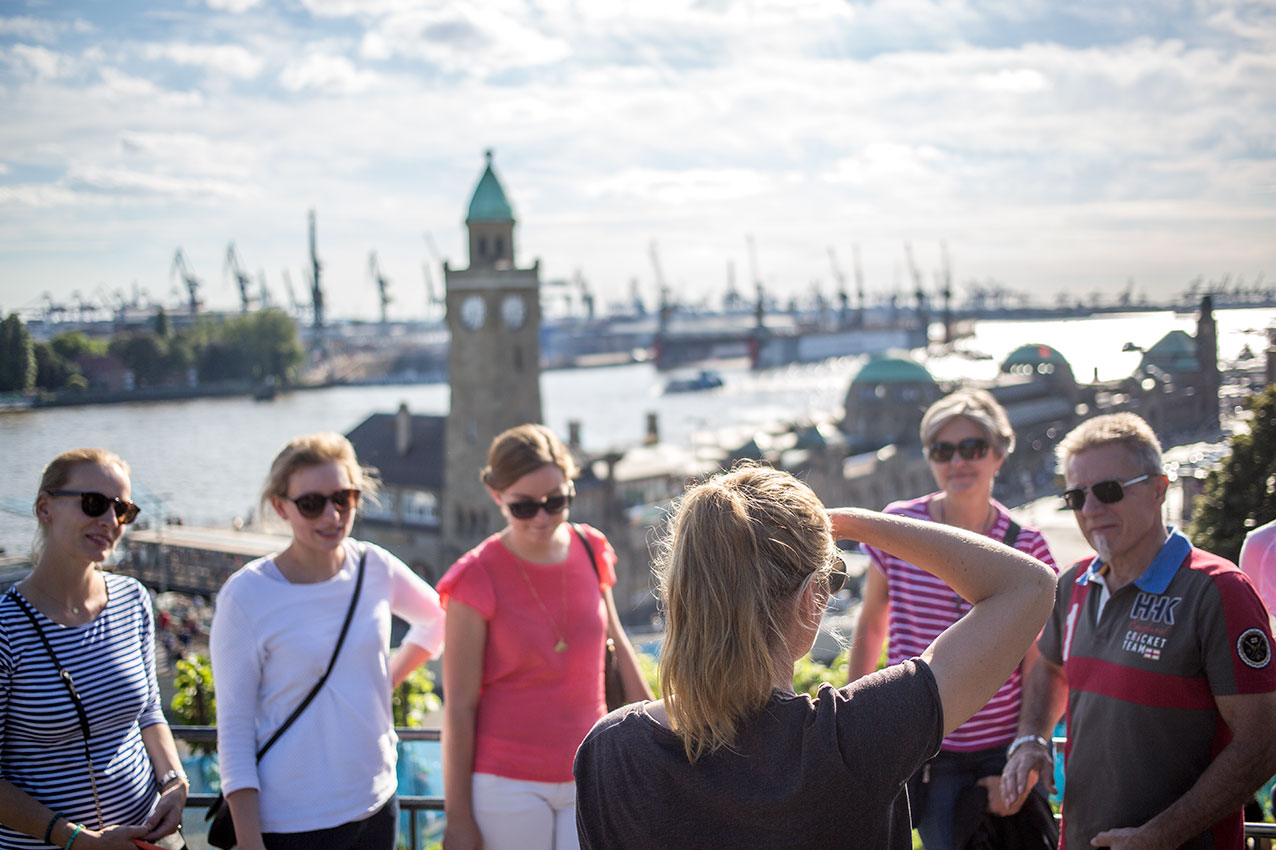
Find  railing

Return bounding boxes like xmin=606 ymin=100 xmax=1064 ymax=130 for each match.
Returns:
xmin=170 ymin=728 xmax=1275 ymax=848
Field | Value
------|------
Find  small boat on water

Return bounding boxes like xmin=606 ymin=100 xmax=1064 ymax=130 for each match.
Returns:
xmin=663 ymin=369 xmax=725 ymax=394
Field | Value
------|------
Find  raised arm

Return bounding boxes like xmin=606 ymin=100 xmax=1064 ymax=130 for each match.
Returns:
xmin=442 ymin=600 xmax=488 ymax=850
xmin=829 ymin=508 xmax=1055 ymax=736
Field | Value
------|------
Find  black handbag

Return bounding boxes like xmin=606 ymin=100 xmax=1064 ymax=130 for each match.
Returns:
xmin=205 ymin=543 xmax=368 ymax=849
xmin=572 ymin=525 xmax=626 ymax=711
xmin=7 ymin=588 xmax=188 ymax=850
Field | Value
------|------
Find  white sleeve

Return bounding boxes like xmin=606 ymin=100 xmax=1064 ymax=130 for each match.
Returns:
xmin=210 ymin=585 xmax=264 ymax=795
xmin=386 ymin=552 xmax=446 ymax=657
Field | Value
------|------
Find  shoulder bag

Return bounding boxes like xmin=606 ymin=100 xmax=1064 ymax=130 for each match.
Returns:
xmin=6 ymin=587 xmax=188 ymax=850
xmin=204 ymin=543 xmax=368 ymax=849
xmin=571 ymin=524 xmax=626 ymax=711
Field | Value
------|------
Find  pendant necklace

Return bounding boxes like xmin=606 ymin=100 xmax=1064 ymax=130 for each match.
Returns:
xmin=514 ymin=555 xmax=569 ymax=653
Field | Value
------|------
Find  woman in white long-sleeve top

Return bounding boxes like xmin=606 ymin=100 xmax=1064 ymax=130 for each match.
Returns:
xmin=210 ymin=432 xmax=445 ymax=850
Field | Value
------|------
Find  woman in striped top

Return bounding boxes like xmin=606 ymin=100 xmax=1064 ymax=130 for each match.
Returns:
xmin=0 ymin=448 xmax=187 ymax=850
xmin=848 ymin=389 xmax=1058 ymax=850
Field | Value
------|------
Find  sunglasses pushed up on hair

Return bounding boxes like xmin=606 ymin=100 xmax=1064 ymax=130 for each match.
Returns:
xmin=288 ymin=488 xmax=361 ymax=518
xmin=505 ymin=492 xmax=572 ymax=520
xmin=46 ymin=490 xmax=142 ymax=525
xmin=1061 ymin=474 xmax=1152 ymax=511
xmin=927 ymin=437 xmax=990 ymax=463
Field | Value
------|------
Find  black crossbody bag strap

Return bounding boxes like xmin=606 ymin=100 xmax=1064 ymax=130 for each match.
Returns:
xmin=1003 ymin=519 xmax=1022 ymax=547
xmin=571 ymin=523 xmax=602 ymax=586
xmin=253 ymin=542 xmax=368 ymax=763
xmin=7 ymin=587 xmax=106 ymax=829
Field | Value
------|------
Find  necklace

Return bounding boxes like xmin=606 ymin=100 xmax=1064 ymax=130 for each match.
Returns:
xmin=513 ymin=556 xmax=570 ymax=653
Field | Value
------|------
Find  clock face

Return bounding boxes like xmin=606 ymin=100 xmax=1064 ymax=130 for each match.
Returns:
xmin=501 ymin=294 xmax=526 ymax=329
xmin=460 ymin=294 xmax=486 ymax=331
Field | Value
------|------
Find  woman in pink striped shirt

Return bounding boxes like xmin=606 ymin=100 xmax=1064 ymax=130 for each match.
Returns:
xmin=848 ymin=388 xmax=1058 ymax=850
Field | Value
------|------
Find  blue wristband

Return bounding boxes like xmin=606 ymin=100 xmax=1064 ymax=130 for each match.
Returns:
xmin=63 ymin=823 xmax=82 ymax=850
xmin=43 ymin=812 xmax=64 ymax=845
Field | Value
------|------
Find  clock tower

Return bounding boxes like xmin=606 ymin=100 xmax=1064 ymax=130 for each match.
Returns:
xmin=442 ymin=150 xmax=544 ymax=559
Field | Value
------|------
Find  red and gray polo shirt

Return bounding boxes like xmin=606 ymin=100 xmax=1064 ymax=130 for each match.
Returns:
xmin=1039 ymin=529 xmax=1275 ymax=850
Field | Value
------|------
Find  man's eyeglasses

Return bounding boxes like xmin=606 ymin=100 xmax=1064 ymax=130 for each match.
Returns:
xmin=46 ymin=490 xmax=142 ymax=525
xmin=288 ymin=489 xmax=361 ymax=519
xmin=1061 ymin=474 xmax=1152 ymax=511
xmin=506 ymin=492 xmax=572 ymax=520
xmin=928 ymin=438 xmax=990 ymax=463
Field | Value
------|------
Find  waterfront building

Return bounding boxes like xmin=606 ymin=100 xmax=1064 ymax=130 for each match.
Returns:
xmin=839 ymin=354 xmax=943 ymax=452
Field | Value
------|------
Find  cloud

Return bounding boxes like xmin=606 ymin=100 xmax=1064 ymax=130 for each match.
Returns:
xmin=206 ymin=0 xmax=264 ymax=12
xmin=144 ymin=42 xmax=265 ymax=80
xmin=0 ymin=163 xmax=9 ymax=175
xmin=6 ymin=44 xmax=75 ymax=79
xmin=975 ymin=67 xmax=1049 ymax=92
xmin=64 ymin=164 xmax=253 ymax=200
xmin=0 ymin=16 xmax=60 ymax=42
xmin=279 ymin=53 xmax=380 ymax=93
xmin=91 ymin=68 xmax=204 ymax=107
xmin=586 ymin=167 xmax=773 ymax=204
xmin=357 ymin=6 xmax=571 ymax=74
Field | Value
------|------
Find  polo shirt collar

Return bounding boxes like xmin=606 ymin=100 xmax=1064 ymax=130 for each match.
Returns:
xmin=1076 ymin=527 xmax=1190 ymax=594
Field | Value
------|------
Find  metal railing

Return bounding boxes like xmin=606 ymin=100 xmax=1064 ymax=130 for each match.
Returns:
xmin=170 ymin=727 xmax=1275 ymax=848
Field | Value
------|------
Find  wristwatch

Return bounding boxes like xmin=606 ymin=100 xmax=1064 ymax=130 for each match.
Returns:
xmin=1006 ymin=734 xmax=1052 ymax=760
xmin=157 ymin=768 xmax=188 ymax=790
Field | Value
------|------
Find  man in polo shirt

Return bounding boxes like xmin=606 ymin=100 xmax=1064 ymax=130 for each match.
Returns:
xmin=1000 ymin=413 xmax=1276 ymax=849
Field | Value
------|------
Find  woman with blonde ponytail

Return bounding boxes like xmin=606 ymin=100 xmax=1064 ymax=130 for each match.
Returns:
xmin=574 ymin=464 xmax=1056 ymax=850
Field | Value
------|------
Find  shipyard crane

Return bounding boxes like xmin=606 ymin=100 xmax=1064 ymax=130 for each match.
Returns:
xmin=827 ymin=247 xmax=850 ymax=328
xmin=724 ymin=261 xmax=744 ymax=312
xmin=367 ymin=251 xmax=392 ymax=324
xmin=851 ymin=244 xmax=867 ymax=327
xmin=904 ymin=242 xmax=928 ymax=310
xmin=574 ymin=270 xmax=595 ymax=320
xmin=628 ymin=278 xmax=646 ymax=316
xmin=746 ymin=234 xmax=768 ymax=329
xmin=257 ymin=271 xmax=272 ymax=309
xmin=422 ymin=231 xmax=447 ymax=321
xmin=939 ymin=242 xmax=954 ymax=343
xmin=224 ymin=242 xmax=256 ymax=313
xmin=282 ymin=269 xmax=302 ymax=318
xmin=170 ymin=248 xmax=202 ymax=317
xmin=649 ymin=241 xmax=673 ymax=332
xmin=308 ymin=209 xmax=324 ymax=330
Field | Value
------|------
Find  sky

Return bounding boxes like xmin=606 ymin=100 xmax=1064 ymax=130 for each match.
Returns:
xmin=1 ymin=0 xmax=1274 ymax=322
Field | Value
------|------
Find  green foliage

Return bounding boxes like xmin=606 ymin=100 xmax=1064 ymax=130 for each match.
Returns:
xmin=1188 ymin=386 xmax=1276 ymax=563
xmin=50 ymin=330 xmax=107 ymax=360
xmin=392 ymin=665 xmax=442 ymax=728
xmin=170 ymin=653 xmax=218 ymax=754
xmin=0 ymin=313 xmax=36 ymax=392
xmin=154 ymin=307 xmax=171 ymax=338
xmin=109 ymin=332 xmax=171 ymax=385
xmin=637 ymin=647 xmax=662 ymax=698
xmin=792 ymin=650 xmax=850 ymax=697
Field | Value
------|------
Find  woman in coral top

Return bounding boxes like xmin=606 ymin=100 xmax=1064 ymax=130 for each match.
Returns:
xmin=438 ymin=424 xmax=652 ymax=850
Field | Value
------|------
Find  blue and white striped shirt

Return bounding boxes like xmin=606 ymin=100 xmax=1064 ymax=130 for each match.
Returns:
xmin=0 ymin=573 xmax=164 ymax=848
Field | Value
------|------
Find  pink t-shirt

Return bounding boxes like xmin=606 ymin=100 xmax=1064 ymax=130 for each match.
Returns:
xmin=436 ymin=523 xmax=617 ymax=782
xmin=861 ymin=493 xmax=1058 ymax=752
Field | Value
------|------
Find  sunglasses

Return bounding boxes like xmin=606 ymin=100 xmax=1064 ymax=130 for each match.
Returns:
xmin=928 ymin=438 xmax=990 ymax=463
xmin=288 ymin=489 xmax=361 ymax=519
xmin=1061 ymin=474 xmax=1152 ymax=511
xmin=506 ymin=492 xmax=572 ymax=520
xmin=825 ymin=563 xmax=848 ymax=595
xmin=46 ymin=490 xmax=142 ymax=525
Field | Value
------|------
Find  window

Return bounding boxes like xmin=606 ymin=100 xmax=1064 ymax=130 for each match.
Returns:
xmin=401 ymin=490 xmax=439 ymax=527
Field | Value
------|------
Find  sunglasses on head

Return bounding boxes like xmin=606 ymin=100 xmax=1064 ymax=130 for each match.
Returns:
xmin=927 ymin=438 xmax=990 ymax=463
xmin=1061 ymin=474 xmax=1152 ymax=511
xmin=505 ymin=492 xmax=572 ymax=520
xmin=288 ymin=489 xmax=361 ymax=518
xmin=47 ymin=490 xmax=142 ymax=525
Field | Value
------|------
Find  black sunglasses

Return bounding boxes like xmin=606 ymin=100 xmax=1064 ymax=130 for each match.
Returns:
xmin=826 ymin=563 xmax=848 ymax=595
xmin=506 ymin=492 xmax=572 ymax=520
xmin=928 ymin=437 xmax=990 ymax=463
xmin=1061 ymin=474 xmax=1152 ymax=511
xmin=288 ymin=489 xmax=361 ymax=519
xmin=47 ymin=490 xmax=142 ymax=525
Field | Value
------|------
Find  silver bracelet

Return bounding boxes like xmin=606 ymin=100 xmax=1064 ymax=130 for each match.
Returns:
xmin=157 ymin=768 xmax=188 ymax=790
xmin=1006 ymin=734 xmax=1052 ymax=760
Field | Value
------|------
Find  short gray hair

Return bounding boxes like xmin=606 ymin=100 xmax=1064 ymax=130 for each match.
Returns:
xmin=920 ymin=388 xmax=1015 ymax=457
xmin=1056 ymin=413 xmax=1163 ymax=476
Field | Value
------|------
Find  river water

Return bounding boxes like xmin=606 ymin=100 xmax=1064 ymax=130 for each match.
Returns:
xmin=2 ymin=308 xmax=1272 ymax=556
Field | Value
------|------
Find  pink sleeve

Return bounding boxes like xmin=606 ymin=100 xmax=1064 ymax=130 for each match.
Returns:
xmin=578 ymin=524 xmax=617 ymax=590
xmin=436 ymin=552 xmax=497 ymax=620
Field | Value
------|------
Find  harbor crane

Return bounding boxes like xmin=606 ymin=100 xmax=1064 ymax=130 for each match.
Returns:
xmin=938 ymin=242 xmax=954 ymax=343
xmin=170 ymin=248 xmax=202 ymax=317
xmin=852 ymin=244 xmax=867 ymax=326
xmin=827 ymin=247 xmax=850 ymax=328
xmin=649 ymin=241 xmax=673 ymax=332
xmin=224 ymin=242 xmax=256 ymax=313
xmin=747 ymin=234 xmax=766 ymax=329
xmin=422 ymin=232 xmax=446 ymax=321
xmin=308 ymin=209 xmax=324 ymax=330
xmin=575 ymin=270 xmax=595 ymax=320
xmin=257 ymin=271 xmax=272 ymax=309
xmin=367 ymin=251 xmax=392 ymax=324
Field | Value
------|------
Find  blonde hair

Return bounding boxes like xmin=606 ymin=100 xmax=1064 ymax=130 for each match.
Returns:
xmin=33 ymin=448 xmax=131 ymax=560
xmin=261 ymin=432 xmax=380 ymax=514
xmin=480 ymin=423 xmax=578 ymax=491
xmin=656 ymin=463 xmax=835 ymax=762
xmin=920 ymin=388 xmax=1015 ymax=457
xmin=1056 ymin=413 xmax=1163 ymax=477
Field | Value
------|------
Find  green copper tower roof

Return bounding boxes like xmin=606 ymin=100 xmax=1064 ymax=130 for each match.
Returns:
xmin=466 ymin=150 xmax=515 ymax=223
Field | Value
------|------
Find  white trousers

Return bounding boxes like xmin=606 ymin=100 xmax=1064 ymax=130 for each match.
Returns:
xmin=471 ymin=773 xmax=580 ymax=850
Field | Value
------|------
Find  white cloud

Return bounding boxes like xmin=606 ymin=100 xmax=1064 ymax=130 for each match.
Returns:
xmin=7 ymin=44 xmax=74 ymax=79
xmin=206 ymin=0 xmax=264 ymax=12
xmin=64 ymin=165 xmax=253 ymax=201
xmin=358 ymin=6 xmax=571 ymax=74
xmin=975 ymin=67 xmax=1049 ymax=93
xmin=0 ymin=163 xmax=10 ymax=175
xmin=144 ymin=43 xmax=265 ymax=80
xmin=91 ymin=68 xmax=204 ymax=107
xmin=279 ymin=53 xmax=380 ymax=93
xmin=0 ymin=16 xmax=60 ymax=42
xmin=586 ymin=167 xmax=773 ymax=204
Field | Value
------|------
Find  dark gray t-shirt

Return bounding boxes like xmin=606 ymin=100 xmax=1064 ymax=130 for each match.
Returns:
xmin=574 ymin=658 xmax=943 ymax=850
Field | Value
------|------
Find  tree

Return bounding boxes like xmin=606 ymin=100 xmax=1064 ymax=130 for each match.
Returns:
xmin=1189 ymin=385 xmax=1276 ymax=563
xmin=154 ymin=306 xmax=171 ymax=338
xmin=109 ymin=332 xmax=170 ymax=386
xmin=0 ymin=313 xmax=36 ymax=392
xmin=33 ymin=341 xmax=78 ymax=390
